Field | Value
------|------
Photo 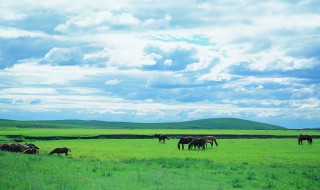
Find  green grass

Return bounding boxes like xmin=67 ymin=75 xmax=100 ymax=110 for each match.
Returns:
xmin=1 ymin=139 xmax=319 ymax=190
xmin=0 ymin=128 xmax=318 ymax=137
xmin=33 ymin=139 xmax=319 ymax=166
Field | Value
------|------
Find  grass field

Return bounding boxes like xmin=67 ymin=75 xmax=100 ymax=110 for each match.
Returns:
xmin=1 ymin=138 xmax=319 ymax=190
xmin=0 ymin=128 xmax=319 ymax=138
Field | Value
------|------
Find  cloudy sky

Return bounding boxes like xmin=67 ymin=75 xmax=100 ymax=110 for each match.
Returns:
xmin=0 ymin=1 xmax=319 ymax=128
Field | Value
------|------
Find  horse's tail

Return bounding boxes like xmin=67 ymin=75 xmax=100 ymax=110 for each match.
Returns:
xmin=213 ymin=138 xmax=218 ymax=146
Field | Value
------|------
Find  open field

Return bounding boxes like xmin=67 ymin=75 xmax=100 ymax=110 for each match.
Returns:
xmin=1 ymin=138 xmax=320 ymax=189
xmin=0 ymin=128 xmax=319 ymax=138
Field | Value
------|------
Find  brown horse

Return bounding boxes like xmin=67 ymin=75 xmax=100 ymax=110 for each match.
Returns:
xmin=154 ymin=134 xmax=170 ymax=144
xmin=50 ymin=147 xmax=72 ymax=156
xmin=203 ymin=136 xmax=218 ymax=149
xmin=188 ymin=138 xmax=207 ymax=150
xmin=177 ymin=136 xmax=194 ymax=150
xmin=298 ymin=134 xmax=313 ymax=145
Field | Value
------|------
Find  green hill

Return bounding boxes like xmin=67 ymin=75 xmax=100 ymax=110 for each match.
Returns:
xmin=0 ymin=118 xmax=285 ymax=130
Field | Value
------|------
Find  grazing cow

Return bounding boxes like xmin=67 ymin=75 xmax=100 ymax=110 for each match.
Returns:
xmin=50 ymin=147 xmax=71 ymax=156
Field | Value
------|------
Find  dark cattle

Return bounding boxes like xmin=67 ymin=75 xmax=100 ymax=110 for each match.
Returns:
xmin=50 ymin=147 xmax=71 ymax=156
xmin=177 ymin=136 xmax=194 ymax=150
xmin=25 ymin=143 xmax=39 ymax=150
xmin=9 ymin=143 xmax=22 ymax=152
xmin=23 ymin=148 xmax=39 ymax=154
xmin=188 ymin=138 xmax=207 ymax=150
xmin=19 ymin=145 xmax=31 ymax=153
xmin=203 ymin=136 xmax=218 ymax=149
xmin=0 ymin=143 xmax=10 ymax=151
xmin=298 ymin=134 xmax=313 ymax=145
xmin=154 ymin=134 xmax=170 ymax=144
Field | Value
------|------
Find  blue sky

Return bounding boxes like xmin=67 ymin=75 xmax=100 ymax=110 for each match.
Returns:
xmin=0 ymin=1 xmax=319 ymax=128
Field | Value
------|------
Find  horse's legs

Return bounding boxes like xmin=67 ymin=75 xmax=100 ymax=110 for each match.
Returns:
xmin=210 ymin=141 xmax=213 ymax=149
xmin=65 ymin=152 xmax=68 ymax=156
xmin=182 ymin=144 xmax=184 ymax=150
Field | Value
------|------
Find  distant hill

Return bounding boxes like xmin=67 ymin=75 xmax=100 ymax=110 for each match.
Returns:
xmin=0 ymin=118 xmax=286 ymax=130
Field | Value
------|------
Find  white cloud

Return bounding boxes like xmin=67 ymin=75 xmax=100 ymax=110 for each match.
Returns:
xmin=105 ymin=79 xmax=121 ymax=85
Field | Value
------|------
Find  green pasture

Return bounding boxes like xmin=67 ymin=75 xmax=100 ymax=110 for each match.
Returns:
xmin=0 ymin=128 xmax=318 ymax=137
xmin=1 ymin=138 xmax=319 ymax=189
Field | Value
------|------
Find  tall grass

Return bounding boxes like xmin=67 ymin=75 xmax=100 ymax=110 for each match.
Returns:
xmin=1 ymin=151 xmax=319 ymax=190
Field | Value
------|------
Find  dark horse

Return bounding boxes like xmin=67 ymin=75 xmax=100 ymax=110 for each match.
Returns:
xmin=203 ymin=136 xmax=218 ymax=149
xmin=188 ymin=138 xmax=207 ymax=150
xmin=50 ymin=147 xmax=72 ymax=156
xmin=154 ymin=134 xmax=170 ymax=143
xmin=298 ymin=134 xmax=313 ymax=145
xmin=177 ymin=136 xmax=194 ymax=150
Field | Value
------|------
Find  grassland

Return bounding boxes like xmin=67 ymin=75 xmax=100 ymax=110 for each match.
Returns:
xmin=0 ymin=128 xmax=319 ymax=138
xmin=1 ymin=138 xmax=319 ymax=190
xmin=1 ymin=120 xmax=319 ymax=189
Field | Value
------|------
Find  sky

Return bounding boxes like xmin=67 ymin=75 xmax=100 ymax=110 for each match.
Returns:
xmin=0 ymin=1 xmax=319 ymax=128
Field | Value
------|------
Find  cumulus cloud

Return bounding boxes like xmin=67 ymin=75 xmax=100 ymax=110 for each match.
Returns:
xmin=143 ymin=44 xmax=199 ymax=71
xmin=43 ymin=47 xmax=84 ymax=66
xmin=54 ymin=11 xmax=140 ymax=33
xmin=105 ymin=79 xmax=121 ymax=85
xmin=1 ymin=0 xmax=320 ymax=128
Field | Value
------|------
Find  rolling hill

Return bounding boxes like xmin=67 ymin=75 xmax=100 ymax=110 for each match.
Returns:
xmin=0 ymin=118 xmax=286 ymax=130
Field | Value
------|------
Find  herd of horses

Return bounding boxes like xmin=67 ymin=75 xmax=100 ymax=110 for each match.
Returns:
xmin=155 ymin=133 xmax=313 ymax=150
xmin=0 ymin=134 xmax=313 ymax=156
xmin=154 ymin=134 xmax=219 ymax=150
xmin=0 ymin=143 xmax=39 ymax=154
xmin=0 ymin=142 xmax=71 ymax=156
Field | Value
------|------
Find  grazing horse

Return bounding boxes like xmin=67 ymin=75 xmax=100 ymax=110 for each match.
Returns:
xmin=23 ymin=148 xmax=39 ymax=154
xmin=25 ymin=143 xmax=39 ymax=150
xmin=0 ymin=143 xmax=10 ymax=151
xmin=188 ymin=138 xmax=207 ymax=150
xmin=50 ymin=147 xmax=72 ymax=156
xmin=298 ymin=134 xmax=313 ymax=145
xmin=203 ymin=136 xmax=219 ymax=149
xmin=154 ymin=134 xmax=170 ymax=144
xmin=177 ymin=136 xmax=194 ymax=150
xmin=8 ymin=143 xmax=22 ymax=152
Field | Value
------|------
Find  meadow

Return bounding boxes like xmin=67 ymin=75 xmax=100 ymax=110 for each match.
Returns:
xmin=0 ymin=128 xmax=318 ymax=137
xmin=1 ymin=138 xmax=319 ymax=190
